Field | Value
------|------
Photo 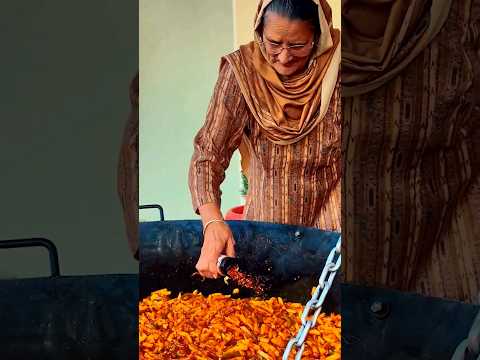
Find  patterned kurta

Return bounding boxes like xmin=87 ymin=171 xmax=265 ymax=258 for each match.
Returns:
xmin=189 ymin=59 xmax=341 ymax=231
xmin=342 ymin=0 xmax=480 ymax=303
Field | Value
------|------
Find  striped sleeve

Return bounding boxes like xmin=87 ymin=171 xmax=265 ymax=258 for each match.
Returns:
xmin=188 ymin=60 xmax=249 ymax=214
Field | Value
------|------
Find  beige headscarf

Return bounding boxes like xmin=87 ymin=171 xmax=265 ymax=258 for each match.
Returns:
xmin=224 ymin=0 xmax=340 ymax=145
xmin=342 ymin=0 xmax=453 ymax=97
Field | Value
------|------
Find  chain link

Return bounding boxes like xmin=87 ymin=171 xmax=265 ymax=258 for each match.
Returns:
xmin=282 ymin=235 xmax=341 ymax=360
xmin=451 ymin=309 xmax=480 ymax=360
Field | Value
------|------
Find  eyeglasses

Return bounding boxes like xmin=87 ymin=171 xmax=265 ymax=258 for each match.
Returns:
xmin=260 ymin=38 xmax=315 ymax=56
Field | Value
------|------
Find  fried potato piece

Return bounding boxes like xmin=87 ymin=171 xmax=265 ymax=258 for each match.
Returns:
xmin=139 ymin=289 xmax=340 ymax=360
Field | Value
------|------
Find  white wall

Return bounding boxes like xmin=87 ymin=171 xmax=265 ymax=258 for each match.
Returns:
xmin=140 ymin=0 xmax=240 ymax=221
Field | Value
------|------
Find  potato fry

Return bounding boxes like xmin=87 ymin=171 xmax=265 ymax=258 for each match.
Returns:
xmin=139 ymin=289 xmax=340 ymax=359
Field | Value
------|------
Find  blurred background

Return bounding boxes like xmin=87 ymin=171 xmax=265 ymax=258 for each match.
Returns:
xmin=0 ymin=1 xmax=138 ymax=277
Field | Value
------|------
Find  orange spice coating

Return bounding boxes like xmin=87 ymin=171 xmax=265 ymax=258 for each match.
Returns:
xmin=139 ymin=289 xmax=340 ymax=360
xmin=226 ymin=265 xmax=266 ymax=295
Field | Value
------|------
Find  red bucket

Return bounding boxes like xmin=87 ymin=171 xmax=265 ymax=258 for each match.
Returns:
xmin=225 ymin=205 xmax=245 ymax=220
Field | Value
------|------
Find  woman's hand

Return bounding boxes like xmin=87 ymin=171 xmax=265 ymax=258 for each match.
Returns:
xmin=196 ymin=203 xmax=236 ymax=278
xmin=196 ymin=221 xmax=236 ymax=278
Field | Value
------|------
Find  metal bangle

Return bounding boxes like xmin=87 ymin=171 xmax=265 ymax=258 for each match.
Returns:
xmin=202 ymin=219 xmax=225 ymax=236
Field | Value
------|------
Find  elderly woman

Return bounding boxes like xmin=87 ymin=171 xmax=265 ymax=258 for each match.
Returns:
xmin=189 ymin=0 xmax=340 ymax=279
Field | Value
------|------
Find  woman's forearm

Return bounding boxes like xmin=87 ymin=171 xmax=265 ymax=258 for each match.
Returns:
xmin=198 ymin=202 xmax=224 ymax=225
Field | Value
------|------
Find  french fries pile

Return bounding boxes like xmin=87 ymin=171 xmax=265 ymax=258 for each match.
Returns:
xmin=139 ymin=289 xmax=340 ymax=360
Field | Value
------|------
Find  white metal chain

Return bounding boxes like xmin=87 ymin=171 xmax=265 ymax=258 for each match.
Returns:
xmin=451 ymin=309 xmax=480 ymax=360
xmin=282 ymin=235 xmax=341 ymax=360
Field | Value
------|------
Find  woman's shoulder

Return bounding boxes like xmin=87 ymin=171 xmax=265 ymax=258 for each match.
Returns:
xmin=224 ymin=47 xmax=243 ymax=59
xmin=217 ymin=56 xmax=237 ymax=83
xmin=214 ymin=55 xmax=245 ymax=103
xmin=220 ymin=50 xmax=242 ymax=75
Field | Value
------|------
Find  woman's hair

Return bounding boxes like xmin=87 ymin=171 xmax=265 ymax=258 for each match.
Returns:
xmin=261 ymin=0 xmax=320 ymax=36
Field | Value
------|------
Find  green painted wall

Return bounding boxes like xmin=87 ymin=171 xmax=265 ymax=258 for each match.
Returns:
xmin=140 ymin=0 xmax=242 ymax=222
xmin=0 ymin=1 xmax=138 ymax=277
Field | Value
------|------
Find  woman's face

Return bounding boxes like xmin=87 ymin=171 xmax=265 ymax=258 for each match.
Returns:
xmin=262 ymin=12 xmax=316 ymax=77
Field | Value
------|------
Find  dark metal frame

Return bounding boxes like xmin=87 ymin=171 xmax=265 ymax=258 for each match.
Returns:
xmin=0 ymin=238 xmax=60 ymax=277
xmin=139 ymin=204 xmax=164 ymax=221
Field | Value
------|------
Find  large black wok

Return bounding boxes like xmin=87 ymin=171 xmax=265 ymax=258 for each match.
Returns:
xmin=140 ymin=219 xmax=479 ymax=360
